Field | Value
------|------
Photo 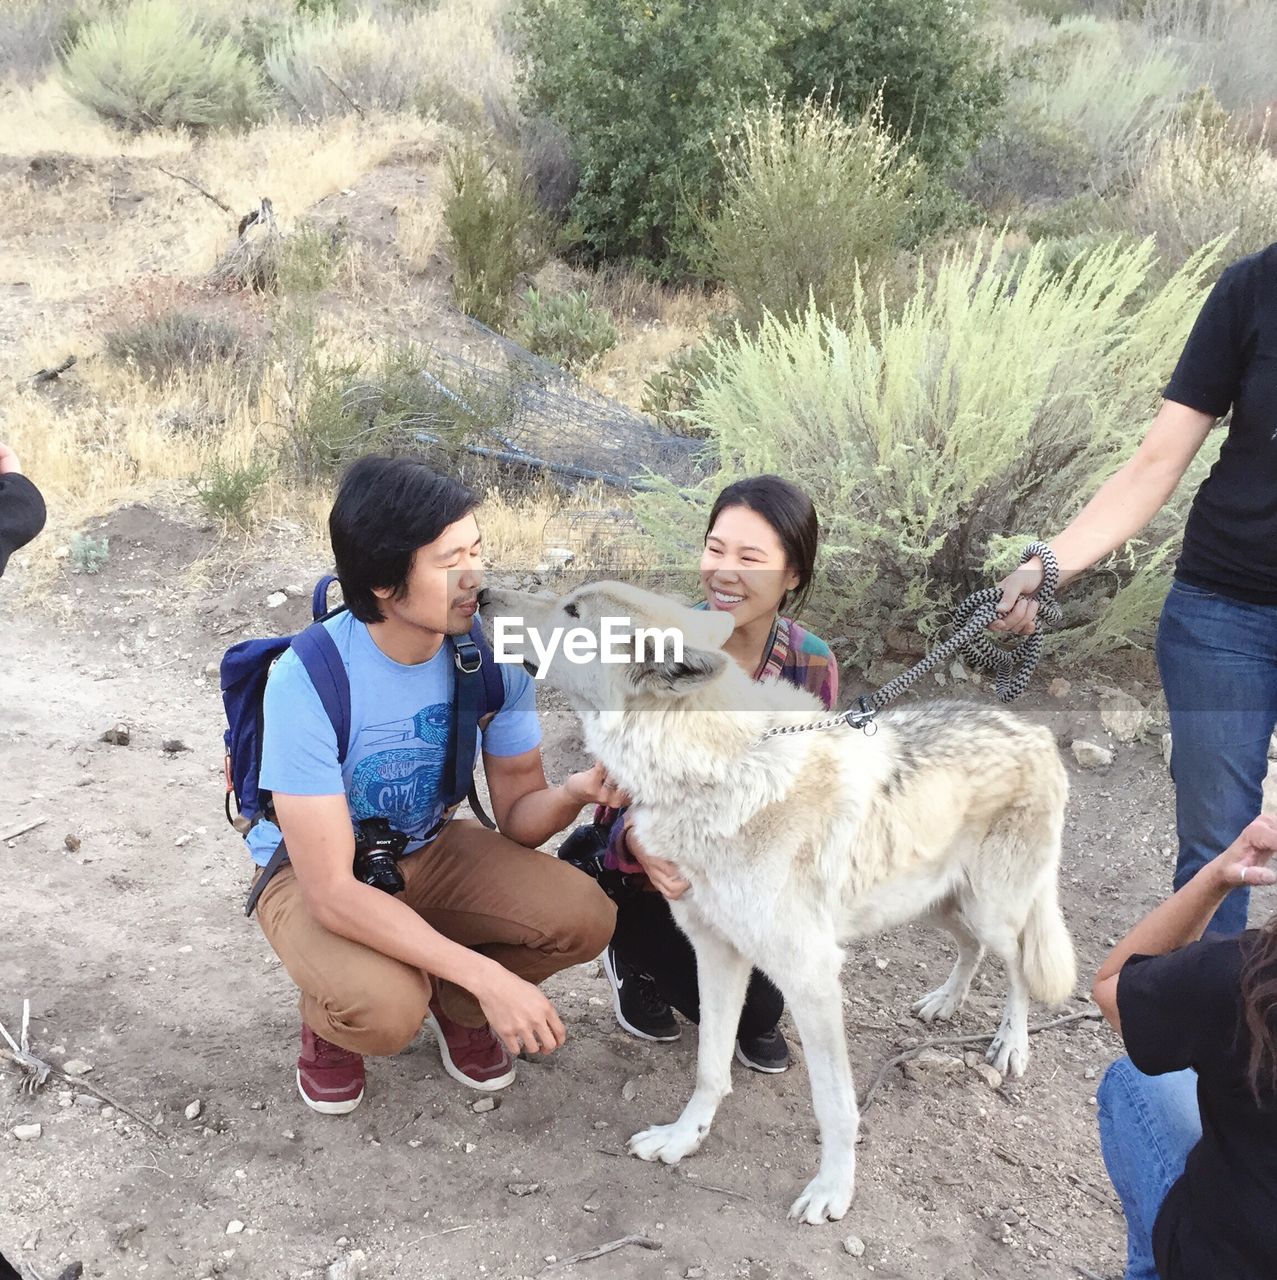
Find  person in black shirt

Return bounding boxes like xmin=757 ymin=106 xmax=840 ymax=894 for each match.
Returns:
xmin=994 ymin=243 xmax=1277 ymax=933
xmin=1092 ymin=813 xmax=1277 ymax=1280
xmin=0 ymin=442 xmax=47 ymax=579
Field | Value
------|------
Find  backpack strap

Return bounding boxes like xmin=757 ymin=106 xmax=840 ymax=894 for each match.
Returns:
xmin=311 ymin=574 xmax=340 ymax=622
xmin=244 ymin=621 xmax=350 ymax=917
xmin=446 ymin=620 xmax=507 ymax=830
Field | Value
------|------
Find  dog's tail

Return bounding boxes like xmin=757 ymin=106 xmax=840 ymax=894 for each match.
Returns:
xmin=1020 ymin=879 xmax=1076 ymax=1005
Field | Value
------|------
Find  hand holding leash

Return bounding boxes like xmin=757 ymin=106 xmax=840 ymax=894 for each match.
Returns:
xmin=991 ymin=553 xmax=1049 ymax=635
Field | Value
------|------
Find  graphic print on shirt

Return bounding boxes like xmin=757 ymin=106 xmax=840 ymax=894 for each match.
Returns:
xmin=350 ymin=702 xmax=451 ymax=828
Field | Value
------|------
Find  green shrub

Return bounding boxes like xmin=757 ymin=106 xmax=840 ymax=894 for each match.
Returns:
xmin=513 ymin=288 xmax=618 ymax=370
xmin=634 ymin=234 xmax=1229 ymax=665
xmin=69 ymin=533 xmax=109 ymax=575
xmin=278 ymin=221 xmax=349 ymax=294
xmin=771 ymin=0 xmax=1004 ymax=174
xmin=264 ymin=10 xmax=427 ymax=117
xmin=640 ymin=343 xmax=716 ymax=433
xmin=514 ymin=0 xmax=1003 ymax=276
xmin=513 ymin=0 xmax=776 ymax=275
xmin=193 ymin=455 xmax=272 ymax=526
xmin=702 ymin=95 xmax=918 ymax=328
xmin=443 ymin=143 xmax=550 ymax=328
xmin=105 ymin=311 xmax=243 ymax=382
xmin=954 ymin=107 xmax=1093 ymax=213
xmin=60 ymin=0 xmax=267 ymax=132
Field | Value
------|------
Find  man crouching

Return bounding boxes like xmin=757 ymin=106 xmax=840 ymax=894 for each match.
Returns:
xmin=249 ymin=454 xmax=617 ymax=1113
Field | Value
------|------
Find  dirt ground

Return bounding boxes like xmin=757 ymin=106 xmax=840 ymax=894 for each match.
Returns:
xmin=3 ymin=502 xmax=1271 ymax=1280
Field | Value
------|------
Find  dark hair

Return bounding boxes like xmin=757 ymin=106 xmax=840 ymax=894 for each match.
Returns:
xmin=329 ymin=454 xmax=479 ymax=623
xmin=704 ymin=474 xmax=819 ymax=617
xmin=1241 ymin=917 xmax=1277 ymax=1101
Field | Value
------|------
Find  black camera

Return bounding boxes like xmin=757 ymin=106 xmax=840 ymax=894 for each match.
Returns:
xmin=352 ymin=817 xmax=409 ymax=895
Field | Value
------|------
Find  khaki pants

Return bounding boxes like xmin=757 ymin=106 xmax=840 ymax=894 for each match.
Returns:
xmin=254 ymin=819 xmax=616 ymax=1056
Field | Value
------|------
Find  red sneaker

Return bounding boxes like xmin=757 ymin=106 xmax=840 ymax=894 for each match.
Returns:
xmin=297 ymin=1023 xmax=365 ymax=1115
xmin=425 ymin=994 xmax=516 ymax=1092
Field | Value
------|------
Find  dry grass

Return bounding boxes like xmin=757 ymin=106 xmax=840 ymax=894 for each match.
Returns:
xmin=396 ymin=192 xmax=445 ymax=274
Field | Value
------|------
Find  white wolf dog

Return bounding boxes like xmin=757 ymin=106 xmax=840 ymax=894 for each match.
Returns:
xmin=480 ymin=581 xmax=1075 ymax=1224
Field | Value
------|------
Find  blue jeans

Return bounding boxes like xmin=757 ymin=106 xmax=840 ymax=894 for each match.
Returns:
xmin=1097 ymin=1057 xmax=1201 ymax=1280
xmin=1155 ymin=579 xmax=1277 ymax=934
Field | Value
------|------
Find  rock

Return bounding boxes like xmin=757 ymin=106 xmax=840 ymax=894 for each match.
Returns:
xmin=962 ymin=1051 xmax=982 ymax=1069
xmin=225 ymin=1220 xmax=245 ymax=1235
xmin=162 ymin=739 xmax=189 ymax=754
xmin=902 ymin=1049 xmax=965 ymax=1082
xmin=686 ymin=1268 xmax=707 ymax=1278
xmin=325 ymin=1251 xmax=368 ymax=1280
xmin=64 ymin=834 xmax=81 ymax=852
xmin=842 ymin=1235 xmax=866 ymax=1257
xmin=1162 ymin=733 xmax=1173 ymax=768
xmin=1070 ymin=739 xmax=1113 ymax=768
xmin=265 ymin=592 xmax=288 ymax=609
xmin=621 ymin=1078 xmax=640 ymax=1102
xmin=463 ymin=1141 xmax=477 ymax=1154
xmin=100 ymin=724 xmax=130 ymax=746
xmin=61 ymin=1059 xmax=93 ymax=1076
xmin=1100 ymin=690 xmax=1148 ymax=743
xmin=973 ymin=1063 xmax=1003 ymax=1089
xmin=472 ymin=1096 xmax=496 ymax=1113
xmin=204 ymin=661 xmax=220 ymax=679
xmin=100 ymin=1106 xmax=116 ymax=1120
xmin=508 ymin=1181 xmax=542 ymax=1196
xmin=284 ymin=583 xmax=306 ymax=599
xmin=1047 ymin=677 xmax=1071 ymax=699
xmin=54 ymin=1265 xmax=83 ymax=1280
xmin=949 ymin=660 xmax=969 ymax=682
xmin=185 ymin=1100 xmax=202 ymax=1120
xmin=13 ymin=1123 xmax=42 ymax=1141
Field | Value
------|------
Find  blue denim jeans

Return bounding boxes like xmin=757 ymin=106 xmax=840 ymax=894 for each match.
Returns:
xmin=1155 ymin=579 xmax=1277 ymax=934
xmin=1097 ymin=1057 xmax=1201 ymax=1280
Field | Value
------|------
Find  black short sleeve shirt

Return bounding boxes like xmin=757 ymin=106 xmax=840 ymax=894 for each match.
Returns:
xmin=1118 ymin=936 xmax=1277 ymax=1279
xmin=1165 ymin=243 xmax=1277 ymax=602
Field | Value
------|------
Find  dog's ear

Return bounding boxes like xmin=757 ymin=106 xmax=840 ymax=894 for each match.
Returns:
xmin=630 ymin=637 xmax=729 ymax=695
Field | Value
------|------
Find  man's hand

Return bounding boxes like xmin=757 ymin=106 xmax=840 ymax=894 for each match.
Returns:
xmin=1211 ymin=814 xmax=1277 ymax=889
xmin=563 ymin=761 xmax=628 ymax=810
xmin=625 ymin=815 xmax=689 ymax=901
xmin=0 ymin=442 xmax=23 ymax=476
xmin=989 ymin=555 xmax=1045 ymax=635
xmin=470 ymin=963 xmax=567 ymax=1056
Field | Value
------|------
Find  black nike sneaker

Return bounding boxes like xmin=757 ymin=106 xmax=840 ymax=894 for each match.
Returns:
xmin=735 ymin=1024 xmax=790 ymax=1073
xmin=601 ymin=944 xmax=680 ymax=1042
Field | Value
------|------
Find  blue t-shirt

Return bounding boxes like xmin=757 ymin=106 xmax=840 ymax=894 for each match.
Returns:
xmin=247 ymin=612 xmax=541 ymax=866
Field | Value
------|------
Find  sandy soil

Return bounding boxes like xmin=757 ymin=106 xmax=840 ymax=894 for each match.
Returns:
xmin=3 ymin=502 xmax=1269 ymax=1280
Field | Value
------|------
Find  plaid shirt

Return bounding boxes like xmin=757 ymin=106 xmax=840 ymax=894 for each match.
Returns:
xmin=598 ymin=614 xmax=839 ymax=873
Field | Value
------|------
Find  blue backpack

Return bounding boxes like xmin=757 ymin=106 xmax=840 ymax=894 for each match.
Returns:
xmin=220 ymin=575 xmax=505 ymax=915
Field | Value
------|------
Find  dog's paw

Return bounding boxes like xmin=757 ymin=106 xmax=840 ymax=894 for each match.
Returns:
xmin=788 ymin=1170 xmax=855 ymax=1225
xmin=627 ymin=1121 xmax=704 ymax=1165
xmin=986 ymin=1028 xmax=1030 ymax=1079
xmin=910 ymin=985 xmax=964 ymax=1024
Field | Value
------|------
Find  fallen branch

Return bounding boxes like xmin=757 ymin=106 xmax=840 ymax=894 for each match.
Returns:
xmin=1073 ymin=1266 xmax=1106 ymax=1280
xmin=2 ymin=817 xmax=48 ymax=842
xmin=859 ymin=1008 xmax=1103 ymax=1111
xmin=539 ymin=1236 xmax=660 ymax=1274
xmin=32 ymin=357 xmax=75 ymax=385
xmin=682 ymin=1175 xmax=752 ymax=1202
xmin=0 ymin=1000 xmax=165 ymax=1141
xmin=317 ymin=65 xmax=365 ymax=119
xmin=155 ymin=166 xmax=233 ymax=214
xmin=403 ymin=1224 xmax=474 ymax=1247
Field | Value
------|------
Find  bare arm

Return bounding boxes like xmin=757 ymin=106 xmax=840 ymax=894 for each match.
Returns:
xmin=993 ymin=399 xmax=1215 ymax=634
xmin=272 ymin=792 xmax=566 ymax=1053
xmin=1091 ymin=815 xmax=1277 ymax=1034
xmin=485 ymin=747 xmax=626 ymax=848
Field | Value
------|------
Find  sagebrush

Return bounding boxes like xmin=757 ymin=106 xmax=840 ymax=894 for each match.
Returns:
xmin=635 ymin=235 xmax=1229 ymax=664
xmin=513 ymin=288 xmax=618 ymax=370
xmin=60 ymin=0 xmax=267 ymax=132
xmin=105 ymin=311 xmax=244 ymax=382
xmin=703 ymin=95 xmax=918 ymax=328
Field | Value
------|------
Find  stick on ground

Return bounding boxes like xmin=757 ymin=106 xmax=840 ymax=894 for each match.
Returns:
xmin=155 ymin=166 xmax=233 ymax=214
xmin=2 ymin=817 xmax=48 ymax=842
xmin=32 ymin=357 xmax=75 ymax=384
xmin=538 ymin=1235 xmax=661 ymax=1273
xmin=859 ymin=1008 xmax=1103 ymax=1111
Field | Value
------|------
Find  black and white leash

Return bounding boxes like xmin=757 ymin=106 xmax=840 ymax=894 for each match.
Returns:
xmin=759 ymin=542 xmax=1062 ymax=742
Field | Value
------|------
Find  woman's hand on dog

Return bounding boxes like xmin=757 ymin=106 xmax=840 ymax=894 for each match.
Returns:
xmin=624 ymin=815 xmax=690 ymax=901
